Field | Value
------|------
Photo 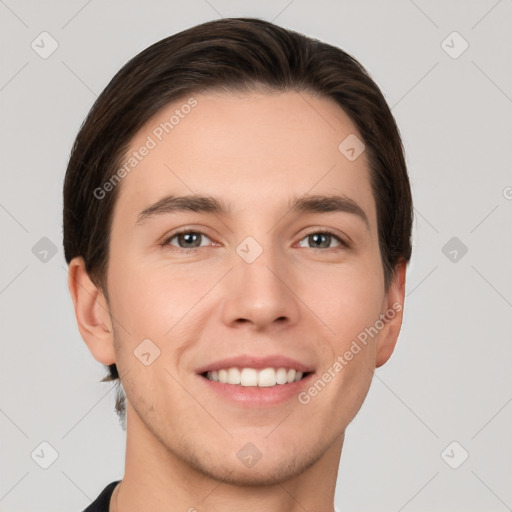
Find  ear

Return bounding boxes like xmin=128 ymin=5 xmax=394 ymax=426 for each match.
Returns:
xmin=375 ymin=259 xmax=407 ymax=368
xmin=67 ymin=257 xmax=116 ymax=365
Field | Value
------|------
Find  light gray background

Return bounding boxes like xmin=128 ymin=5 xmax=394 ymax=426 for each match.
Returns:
xmin=1 ymin=1 xmax=511 ymax=511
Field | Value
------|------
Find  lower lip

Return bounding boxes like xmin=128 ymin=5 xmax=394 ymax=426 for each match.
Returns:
xmin=197 ymin=373 xmax=315 ymax=408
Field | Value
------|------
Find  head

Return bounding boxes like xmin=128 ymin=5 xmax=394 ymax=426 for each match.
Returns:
xmin=64 ymin=17 xmax=412 ymax=482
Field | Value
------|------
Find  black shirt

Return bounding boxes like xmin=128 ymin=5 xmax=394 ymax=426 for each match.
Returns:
xmin=83 ymin=481 xmax=121 ymax=512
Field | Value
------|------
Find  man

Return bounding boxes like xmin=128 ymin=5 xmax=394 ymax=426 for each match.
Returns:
xmin=64 ymin=17 xmax=412 ymax=512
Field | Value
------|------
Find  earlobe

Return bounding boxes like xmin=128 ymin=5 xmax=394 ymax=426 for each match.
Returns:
xmin=67 ymin=257 xmax=116 ymax=365
xmin=375 ymin=259 xmax=407 ymax=368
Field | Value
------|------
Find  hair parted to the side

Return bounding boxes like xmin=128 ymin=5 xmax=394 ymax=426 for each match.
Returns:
xmin=63 ymin=17 xmax=413 ymax=427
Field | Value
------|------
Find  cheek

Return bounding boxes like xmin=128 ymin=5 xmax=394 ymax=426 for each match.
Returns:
xmin=107 ymin=258 xmax=219 ymax=365
xmin=107 ymin=255 xmax=184 ymax=327
xmin=303 ymin=261 xmax=384 ymax=338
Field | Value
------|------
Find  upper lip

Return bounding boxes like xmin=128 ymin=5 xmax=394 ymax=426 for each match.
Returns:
xmin=195 ymin=354 xmax=314 ymax=374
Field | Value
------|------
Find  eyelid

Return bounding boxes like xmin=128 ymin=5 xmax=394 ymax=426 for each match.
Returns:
xmin=162 ymin=228 xmax=214 ymax=249
xmin=161 ymin=226 xmax=350 ymax=251
xmin=298 ymin=227 xmax=350 ymax=249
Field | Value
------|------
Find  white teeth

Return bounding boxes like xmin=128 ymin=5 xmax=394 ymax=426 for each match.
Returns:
xmin=205 ymin=367 xmax=308 ymax=387
xmin=241 ymin=368 xmax=258 ymax=386
xmin=275 ymin=368 xmax=288 ymax=384
xmin=227 ymin=367 xmax=241 ymax=385
xmin=218 ymin=369 xmax=228 ymax=383
xmin=258 ymin=368 xmax=277 ymax=387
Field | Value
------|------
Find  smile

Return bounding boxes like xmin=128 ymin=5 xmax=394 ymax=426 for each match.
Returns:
xmin=204 ymin=367 xmax=310 ymax=387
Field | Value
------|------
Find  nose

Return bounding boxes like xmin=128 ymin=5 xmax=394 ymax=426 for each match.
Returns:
xmin=220 ymin=241 xmax=300 ymax=331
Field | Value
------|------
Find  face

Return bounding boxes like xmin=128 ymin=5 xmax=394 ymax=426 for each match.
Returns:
xmin=85 ymin=90 xmax=404 ymax=484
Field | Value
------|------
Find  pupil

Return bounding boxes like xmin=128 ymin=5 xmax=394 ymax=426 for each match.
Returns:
xmin=182 ymin=233 xmax=199 ymax=247
xmin=311 ymin=233 xmax=328 ymax=248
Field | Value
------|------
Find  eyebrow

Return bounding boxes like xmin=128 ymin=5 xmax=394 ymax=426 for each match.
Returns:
xmin=136 ymin=193 xmax=369 ymax=229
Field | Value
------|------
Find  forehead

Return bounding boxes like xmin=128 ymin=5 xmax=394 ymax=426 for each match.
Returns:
xmin=112 ymin=90 xmax=376 ymax=229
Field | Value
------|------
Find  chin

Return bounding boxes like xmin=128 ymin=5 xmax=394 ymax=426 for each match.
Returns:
xmin=201 ymin=457 xmax=314 ymax=487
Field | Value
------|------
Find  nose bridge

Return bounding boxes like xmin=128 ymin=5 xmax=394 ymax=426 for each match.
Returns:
xmin=235 ymin=233 xmax=287 ymax=295
xmin=221 ymin=233 xmax=298 ymax=327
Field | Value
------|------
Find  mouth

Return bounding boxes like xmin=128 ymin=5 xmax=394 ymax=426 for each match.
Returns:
xmin=198 ymin=367 xmax=315 ymax=408
xmin=195 ymin=354 xmax=315 ymax=406
xmin=200 ymin=367 xmax=313 ymax=387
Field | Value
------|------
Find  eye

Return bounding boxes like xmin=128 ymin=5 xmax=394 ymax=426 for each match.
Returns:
xmin=161 ymin=228 xmax=349 ymax=253
xmin=163 ymin=230 xmax=212 ymax=251
xmin=297 ymin=230 xmax=348 ymax=250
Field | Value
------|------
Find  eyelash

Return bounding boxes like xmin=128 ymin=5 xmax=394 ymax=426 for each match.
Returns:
xmin=161 ymin=228 xmax=349 ymax=254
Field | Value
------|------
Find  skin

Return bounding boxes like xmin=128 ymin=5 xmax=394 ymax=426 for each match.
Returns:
xmin=68 ymin=90 xmax=406 ymax=512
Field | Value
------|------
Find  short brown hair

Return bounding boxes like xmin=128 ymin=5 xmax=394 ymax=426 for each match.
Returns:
xmin=63 ymin=17 xmax=413 ymax=426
